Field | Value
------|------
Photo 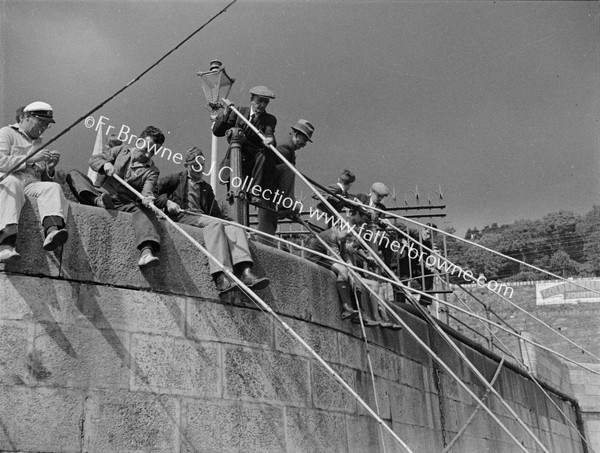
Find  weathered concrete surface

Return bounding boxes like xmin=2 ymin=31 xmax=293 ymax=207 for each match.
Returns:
xmin=0 ymin=200 xmax=589 ymax=452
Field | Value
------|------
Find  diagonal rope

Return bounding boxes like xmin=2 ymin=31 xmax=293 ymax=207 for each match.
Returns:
xmin=445 ymin=279 xmax=596 ymax=452
xmin=344 ymin=197 xmax=600 ymax=299
xmin=111 ymin=174 xmax=415 ymax=453
xmin=0 ymin=0 xmax=239 ymax=183
xmin=214 ymin=215 xmax=600 ymax=377
xmin=442 ymin=358 xmax=505 ymax=453
xmin=221 ymin=102 xmax=543 ymax=452
xmin=376 ymin=215 xmax=600 ymax=365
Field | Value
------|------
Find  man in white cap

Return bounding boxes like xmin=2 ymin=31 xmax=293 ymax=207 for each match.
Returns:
xmin=0 ymin=101 xmax=69 ymax=263
xmin=213 ymin=85 xmax=277 ymax=194
xmin=257 ymin=119 xmax=315 ymax=246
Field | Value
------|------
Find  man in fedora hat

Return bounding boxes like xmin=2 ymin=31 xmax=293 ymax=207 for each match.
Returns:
xmin=213 ymin=85 xmax=277 ymax=192
xmin=257 ymin=119 xmax=315 ymax=246
xmin=0 ymin=101 xmax=70 ymax=263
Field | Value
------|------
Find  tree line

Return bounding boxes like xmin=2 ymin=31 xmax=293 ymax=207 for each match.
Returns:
xmin=443 ymin=206 xmax=600 ymax=282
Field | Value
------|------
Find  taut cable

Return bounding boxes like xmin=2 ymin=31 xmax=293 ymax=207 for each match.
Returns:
xmin=0 ymin=0 xmax=238 ymax=183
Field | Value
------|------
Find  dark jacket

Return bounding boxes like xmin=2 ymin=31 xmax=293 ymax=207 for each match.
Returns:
xmin=213 ymin=106 xmax=277 ymax=155
xmin=314 ymin=183 xmax=349 ymax=215
xmin=155 ymin=172 xmax=222 ymax=219
xmin=90 ymin=144 xmax=159 ymax=203
xmin=274 ymin=135 xmax=297 ymax=166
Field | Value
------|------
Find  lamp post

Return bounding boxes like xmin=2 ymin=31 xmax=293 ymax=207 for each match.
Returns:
xmin=197 ymin=60 xmax=235 ymax=191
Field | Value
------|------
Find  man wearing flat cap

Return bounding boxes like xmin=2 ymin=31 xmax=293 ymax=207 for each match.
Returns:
xmin=355 ymin=182 xmax=393 ymax=264
xmin=0 ymin=101 xmax=70 ymax=263
xmin=213 ymin=85 xmax=277 ymax=194
xmin=155 ymin=147 xmax=269 ymax=293
xmin=257 ymin=119 xmax=315 ymax=246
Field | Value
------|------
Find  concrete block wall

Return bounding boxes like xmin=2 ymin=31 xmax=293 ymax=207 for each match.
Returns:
xmin=450 ymin=281 xmax=599 ymax=453
xmin=0 ymin=200 xmax=587 ymax=452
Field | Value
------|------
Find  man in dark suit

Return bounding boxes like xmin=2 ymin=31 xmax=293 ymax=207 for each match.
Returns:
xmin=257 ymin=119 xmax=315 ymax=246
xmin=213 ymin=85 xmax=277 ymax=193
xmin=155 ymin=147 xmax=269 ymax=294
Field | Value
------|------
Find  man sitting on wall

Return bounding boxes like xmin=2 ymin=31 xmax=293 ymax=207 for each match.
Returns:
xmin=66 ymin=126 xmax=165 ymax=268
xmin=155 ymin=147 xmax=269 ymax=294
xmin=0 ymin=101 xmax=69 ymax=263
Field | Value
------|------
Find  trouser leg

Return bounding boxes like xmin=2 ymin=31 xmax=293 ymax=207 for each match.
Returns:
xmin=256 ymin=203 xmax=279 ymax=246
xmin=0 ymin=173 xmax=25 ymax=243
xmin=275 ymin=163 xmax=295 ymax=202
xmin=179 ymin=213 xmax=233 ymax=274
xmin=224 ymin=224 xmax=252 ymax=266
xmin=65 ymin=170 xmax=100 ymax=205
xmin=116 ymin=203 xmax=161 ymax=251
xmin=251 ymin=148 xmax=276 ymax=191
xmin=23 ymin=181 xmax=69 ymax=231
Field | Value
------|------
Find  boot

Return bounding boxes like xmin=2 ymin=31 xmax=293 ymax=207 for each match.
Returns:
xmin=213 ymin=272 xmax=237 ymax=294
xmin=239 ymin=265 xmax=270 ymax=290
xmin=336 ymin=281 xmax=358 ymax=320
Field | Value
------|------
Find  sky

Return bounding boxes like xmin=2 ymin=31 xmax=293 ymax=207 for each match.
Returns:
xmin=1 ymin=0 xmax=598 ymax=236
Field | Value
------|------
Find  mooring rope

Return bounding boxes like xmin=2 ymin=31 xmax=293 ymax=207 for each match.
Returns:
xmin=361 ymin=207 xmax=600 ymax=365
xmin=222 ymin=103 xmax=543 ymax=452
xmin=0 ymin=0 xmax=238 ymax=184
xmin=111 ymin=174 xmax=415 ymax=453
xmin=446 ymin=281 xmax=596 ymax=452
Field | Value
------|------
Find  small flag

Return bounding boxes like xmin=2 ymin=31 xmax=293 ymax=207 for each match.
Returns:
xmin=88 ymin=125 xmax=104 ymax=187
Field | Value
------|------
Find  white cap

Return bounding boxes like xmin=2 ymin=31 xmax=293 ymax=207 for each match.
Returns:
xmin=23 ymin=101 xmax=55 ymax=123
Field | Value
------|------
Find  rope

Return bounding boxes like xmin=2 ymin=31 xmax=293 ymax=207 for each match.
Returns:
xmin=0 ymin=0 xmax=238 ymax=184
xmin=372 ymin=213 xmax=600 ymax=365
xmin=212 ymin=215 xmax=600 ymax=377
xmin=111 ymin=174 xmax=415 ymax=453
xmin=344 ymin=197 xmax=600 ymax=300
xmin=221 ymin=102 xmax=540 ymax=452
xmin=441 ymin=358 xmax=505 ymax=452
xmin=445 ymin=280 xmax=596 ymax=452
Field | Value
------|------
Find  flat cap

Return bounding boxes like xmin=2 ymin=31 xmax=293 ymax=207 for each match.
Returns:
xmin=23 ymin=101 xmax=55 ymax=123
xmin=185 ymin=146 xmax=204 ymax=164
xmin=370 ymin=182 xmax=390 ymax=197
xmin=249 ymin=86 xmax=276 ymax=99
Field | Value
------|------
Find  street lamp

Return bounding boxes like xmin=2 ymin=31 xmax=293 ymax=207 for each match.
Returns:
xmin=197 ymin=60 xmax=235 ymax=191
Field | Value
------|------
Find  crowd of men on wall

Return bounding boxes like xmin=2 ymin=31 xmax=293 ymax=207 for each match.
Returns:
xmin=0 ymin=89 xmax=436 ymax=329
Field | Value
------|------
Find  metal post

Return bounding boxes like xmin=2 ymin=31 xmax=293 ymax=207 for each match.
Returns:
xmin=210 ymin=124 xmax=219 ymax=191
xmin=225 ymin=127 xmax=248 ymax=225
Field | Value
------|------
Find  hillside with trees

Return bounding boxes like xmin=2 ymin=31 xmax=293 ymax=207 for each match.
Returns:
xmin=444 ymin=206 xmax=600 ymax=282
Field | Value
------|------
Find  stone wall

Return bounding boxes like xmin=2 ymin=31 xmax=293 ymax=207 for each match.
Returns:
xmin=0 ymin=200 xmax=588 ymax=452
xmin=449 ymin=280 xmax=600 ymax=453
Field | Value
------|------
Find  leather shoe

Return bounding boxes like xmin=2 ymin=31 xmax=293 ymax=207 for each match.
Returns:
xmin=0 ymin=245 xmax=21 ymax=263
xmin=138 ymin=248 xmax=159 ymax=267
xmin=341 ymin=303 xmax=358 ymax=320
xmin=353 ymin=316 xmax=380 ymax=327
xmin=240 ymin=266 xmax=270 ymax=290
xmin=43 ymin=229 xmax=69 ymax=251
xmin=214 ymin=272 xmax=237 ymax=294
xmin=95 ymin=192 xmax=115 ymax=209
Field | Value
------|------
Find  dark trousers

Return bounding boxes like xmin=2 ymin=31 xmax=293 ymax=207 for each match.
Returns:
xmin=66 ymin=170 xmax=161 ymax=251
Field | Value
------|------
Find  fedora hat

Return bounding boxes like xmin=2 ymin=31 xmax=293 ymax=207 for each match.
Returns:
xmin=291 ymin=119 xmax=315 ymax=142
